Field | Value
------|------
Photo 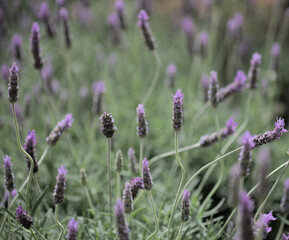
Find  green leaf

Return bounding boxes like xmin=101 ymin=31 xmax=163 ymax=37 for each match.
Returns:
xmin=31 ymin=187 xmax=49 ymax=216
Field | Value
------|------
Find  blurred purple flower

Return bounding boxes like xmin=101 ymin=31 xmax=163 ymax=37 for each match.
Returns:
xmin=53 ymin=165 xmax=67 ymax=204
xmin=66 ymin=217 xmax=79 ymax=240
xmin=253 ymin=211 xmax=276 ymax=238
xmin=23 ymin=130 xmax=38 ymax=173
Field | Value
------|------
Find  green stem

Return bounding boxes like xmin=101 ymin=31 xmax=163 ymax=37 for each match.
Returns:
xmin=142 ymin=50 xmax=161 ymax=105
xmin=275 ymin=213 xmax=288 ymax=240
xmin=12 ymin=103 xmax=34 ymax=210
xmin=167 ymin=132 xmax=185 ymax=238
xmin=85 ymin=186 xmax=95 ymax=213
xmin=31 ymin=226 xmax=47 ymax=240
xmin=33 ymin=174 xmax=49 ymax=211
xmin=140 ymin=138 xmax=144 ymax=176
xmin=107 ymin=138 xmax=112 ymax=224
xmin=146 ymin=191 xmax=159 ymax=240
xmin=54 ymin=204 xmax=64 ymax=240
xmin=176 ymin=222 xmax=183 ymax=240
xmin=117 ymin=172 xmax=121 ymax=198
xmin=8 ymin=192 xmax=11 ymax=240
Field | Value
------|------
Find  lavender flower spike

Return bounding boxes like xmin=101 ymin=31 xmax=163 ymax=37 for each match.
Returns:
xmin=16 ymin=205 xmax=34 ymax=229
xmin=236 ymin=191 xmax=254 ymax=240
xmin=114 ymin=198 xmax=130 ymax=240
xmin=100 ymin=112 xmax=117 ymax=138
xmin=166 ymin=63 xmax=177 ymax=89
xmin=39 ymin=2 xmax=56 ymax=38
xmin=92 ymin=81 xmax=106 ymax=115
xmin=53 ymin=165 xmax=68 ymax=204
xmin=198 ymin=31 xmax=209 ymax=58
xmin=253 ymin=117 xmax=287 ymax=147
xmin=142 ymin=158 xmax=153 ymax=190
xmin=138 ymin=9 xmax=156 ymax=51
xmin=181 ymin=189 xmax=191 ymax=222
xmin=23 ymin=130 xmax=38 ymax=173
xmin=11 ymin=34 xmax=22 ymax=60
xmin=130 ymin=177 xmax=144 ymax=199
xmin=46 ymin=113 xmax=74 ymax=145
xmin=247 ymin=52 xmax=262 ymax=89
xmin=115 ymin=150 xmax=123 ymax=173
xmin=172 ymin=89 xmax=184 ymax=131
xmin=270 ymin=42 xmax=281 ymax=71
xmin=8 ymin=63 xmax=19 ymax=103
xmin=253 ymin=211 xmax=276 ymax=238
xmin=182 ymin=17 xmax=195 ymax=56
xmin=201 ymin=74 xmax=209 ymax=102
xmin=30 ymin=22 xmax=43 ymax=69
xmin=208 ymin=71 xmax=219 ymax=107
xmin=136 ymin=104 xmax=148 ymax=137
xmin=123 ymin=182 xmax=133 ymax=214
xmin=66 ymin=217 xmax=79 ymax=240
xmin=115 ymin=0 xmax=126 ymax=30
xmin=127 ymin=148 xmax=137 ymax=174
xmin=239 ymin=131 xmax=255 ymax=177
xmin=3 ymin=155 xmax=15 ymax=192
xmin=280 ymin=178 xmax=289 ymax=213
xmin=59 ymin=7 xmax=72 ymax=48
xmin=107 ymin=12 xmax=122 ymax=45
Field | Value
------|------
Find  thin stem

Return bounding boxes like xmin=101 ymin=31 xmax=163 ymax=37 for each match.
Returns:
xmin=33 ymin=174 xmax=49 ymax=211
xmin=140 ymin=138 xmax=144 ymax=176
xmin=85 ymin=186 xmax=95 ymax=213
xmin=275 ymin=213 xmax=288 ymax=240
xmin=146 ymin=191 xmax=159 ymax=240
xmin=8 ymin=192 xmax=11 ymax=240
xmin=31 ymin=226 xmax=47 ymax=240
xmin=107 ymin=138 xmax=112 ymax=224
xmin=12 ymin=103 xmax=34 ymax=210
xmin=54 ymin=204 xmax=64 ymax=240
xmin=167 ymin=132 xmax=185 ymax=238
xmin=117 ymin=172 xmax=121 ymax=198
xmin=149 ymin=142 xmax=201 ymax=166
xmin=254 ymin=160 xmax=289 ymax=220
xmin=142 ymin=50 xmax=161 ymax=105
xmin=176 ymin=222 xmax=184 ymax=240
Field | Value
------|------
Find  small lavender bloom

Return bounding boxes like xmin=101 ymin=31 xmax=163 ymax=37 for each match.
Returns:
xmin=11 ymin=34 xmax=22 ymax=60
xmin=115 ymin=0 xmax=126 ymax=30
xmin=239 ymin=131 xmax=255 ymax=177
xmin=41 ymin=60 xmax=54 ymax=92
xmin=208 ymin=71 xmax=218 ymax=107
xmin=66 ymin=217 xmax=79 ymax=240
xmin=253 ymin=117 xmax=287 ymax=147
xmin=59 ymin=7 xmax=72 ymax=48
xmin=30 ymin=22 xmax=43 ymax=69
xmin=23 ymin=130 xmax=38 ymax=173
xmin=8 ymin=63 xmax=19 ymax=103
xmin=172 ymin=89 xmax=184 ymax=131
xmin=92 ymin=81 xmax=106 ymax=115
xmin=130 ymin=177 xmax=144 ymax=199
xmin=46 ymin=113 xmax=74 ymax=145
xmin=3 ymin=155 xmax=15 ymax=192
xmin=135 ymin=0 xmax=152 ymax=15
xmin=123 ymin=182 xmax=133 ymax=214
xmin=53 ymin=165 xmax=67 ymax=204
xmin=16 ymin=205 xmax=34 ymax=229
xmin=115 ymin=150 xmax=123 ymax=173
xmin=228 ymin=165 xmax=240 ymax=208
xmin=200 ymin=117 xmax=238 ymax=147
xmin=100 ymin=112 xmax=117 ymax=138
xmin=253 ymin=210 xmax=276 ymax=238
xmin=181 ymin=189 xmax=191 ymax=222
xmin=165 ymin=63 xmax=177 ymax=89
xmin=39 ymin=2 xmax=56 ymax=38
xmin=142 ymin=158 xmax=153 ymax=190
xmin=247 ymin=52 xmax=262 ymax=89
xmin=227 ymin=13 xmax=244 ymax=40
xmin=79 ymin=86 xmax=88 ymax=100
xmin=182 ymin=17 xmax=195 ymax=56
xmin=136 ymin=104 xmax=148 ymax=137
xmin=1 ymin=189 xmax=17 ymax=208
xmin=138 ymin=9 xmax=156 ymax=51
xmin=1 ymin=64 xmax=9 ymax=84
xmin=201 ymin=74 xmax=209 ymax=102
xmin=127 ymin=148 xmax=137 ymax=174
xmin=283 ymin=233 xmax=289 ymax=240
xmin=236 ymin=191 xmax=254 ymax=240
xmin=280 ymin=178 xmax=289 ymax=213
xmin=107 ymin=12 xmax=122 ymax=45
xmin=217 ymin=71 xmax=247 ymax=103
xmin=198 ymin=31 xmax=209 ymax=58
xmin=114 ymin=198 xmax=130 ymax=240
xmin=270 ymin=42 xmax=281 ymax=71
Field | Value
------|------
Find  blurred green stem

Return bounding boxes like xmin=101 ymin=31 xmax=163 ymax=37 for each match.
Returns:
xmin=8 ymin=192 xmax=11 ymax=240
xmin=139 ymin=138 xmax=144 ymax=176
xmin=12 ymin=103 xmax=34 ymax=210
xmin=33 ymin=174 xmax=49 ymax=211
xmin=54 ymin=204 xmax=64 ymax=240
xmin=84 ymin=186 xmax=95 ymax=214
xmin=142 ymin=50 xmax=161 ymax=105
xmin=167 ymin=132 xmax=185 ymax=238
xmin=146 ymin=190 xmax=159 ymax=240
xmin=107 ymin=138 xmax=112 ymax=224
xmin=31 ymin=226 xmax=47 ymax=240
xmin=117 ymin=172 xmax=121 ymax=198
xmin=275 ymin=213 xmax=288 ymax=240
xmin=176 ymin=222 xmax=183 ymax=240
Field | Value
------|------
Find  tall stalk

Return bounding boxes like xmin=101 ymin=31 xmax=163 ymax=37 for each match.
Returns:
xmin=107 ymin=138 xmax=112 ymax=223
xmin=54 ymin=204 xmax=64 ymax=240
xmin=146 ymin=191 xmax=159 ymax=240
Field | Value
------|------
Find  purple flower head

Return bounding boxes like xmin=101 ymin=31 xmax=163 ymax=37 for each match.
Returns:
xmin=107 ymin=12 xmax=119 ymax=26
xmin=172 ymin=89 xmax=184 ymax=131
xmin=115 ymin=0 xmax=125 ymax=11
xmin=138 ymin=9 xmax=149 ymax=24
xmin=56 ymin=0 xmax=66 ymax=7
xmin=66 ymin=217 xmax=79 ymax=240
xmin=16 ymin=205 xmax=34 ymax=229
xmin=138 ymin=9 xmax=156 ymax=50
xmin=123 ymin=182 xmax=133 ymax=214
xmin=233 ymin=71 xmax=247 ymax=91
xmin=39 ymin=2 xmax=50 ymax=20
xmin=182 ymin=17 xmax=195 ymax=35
xmin=253 ymin=211 xmax=276 ymax=238
xmin=59 ymin=7 xmax=71 ymax=48
xmin=227 ymin=13 xmax=243 ymax=38
xmin=30 ymin=22 xmax=43 ymax=69
xmin=199 ymin=31 xmax=209 ymax=46
xmin=181 ymin=189 xmax=191 ymax=222
xmin=142 ymin=158 xmax=153 ymax=190
xmin=208 ymin=71 xmax=219 ymax=107
xmin=228 ymin=164 xmax=240 ymax=207
xmin=58 ymin=113 xmax=74 ymax=131
xmin=100 ymin=112 xmax=117 ymax=138
xmin=283 ymin=233 xmax=289 ymax=240
xmin=53 ymin=165 xmax=68 ymax=204
xmin=136 ymin=104 xmax=148 ymax=138
xmin=248 ymin=52 xmax=262 ymax=89
xmin=93 ymin=81 xmax=106 ymax=94
xmin=1 ymin=189 xmax=17 ymax=208
xmin=201 ymin=74 xmax=209 ymax=101
xmin=239 ymin=131 xmax=254 ymax=177
xmin=8 ymin=62 xmax=19 ymax=103
xmin=280 ymin=178 xmax=289 ymax=213
xmin=114 ymin=198 xmax=129 ymax=240
xmin=1 ymin=64 xmax=9 ymax=84
xmin=166 ymin=63 xmax=177 ymax=77
xmin=11 ymin=34 xmax=22 ymax=60
xmin=250 ymin=52 xmax=262 ymax=66
xmin=271 ymin=43 xmax=281 ymax=58
xmin=3 ymin=155 xmax=15 ymax=192
xmin=92 ymin=81 xmax=106 ymax=115
xmin=23 ymin=130 xmax=38 ymax=173
xmin=241 ymin=131 xmax=255 ymax=148
xmin=224 ymin=117 xmax=238 ymax=136
xmin=274 ymin=117 xmax=288 ymax=137
xmin=41 ymin=60 xmax=54 ymax=84
xmin=59 ymin=7 xmax=69 ymax=21
xmin=130 ymin=177 xmax=144 ymax=199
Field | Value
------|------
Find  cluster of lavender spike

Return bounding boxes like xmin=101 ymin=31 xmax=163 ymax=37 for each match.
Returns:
xmin=138 ymin=10 xmax=156 ymax=51
xmin=23 ymin=130 xmax=38 ymax=173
